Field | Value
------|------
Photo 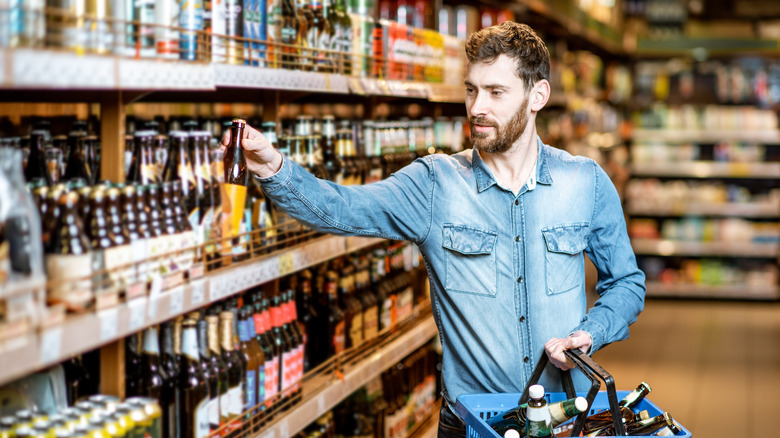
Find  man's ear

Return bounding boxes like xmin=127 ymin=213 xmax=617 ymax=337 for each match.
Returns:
xmin=530 ymin=80 xmax=550 ymax=111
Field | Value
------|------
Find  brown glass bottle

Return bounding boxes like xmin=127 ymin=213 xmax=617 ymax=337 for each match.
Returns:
xmin=126 ymin=332 xmax=142 ymax=398
xmin=320 ymin=116 xmax=342 ymax=182
xmin=583 ymin=382 xmax=652 ymax=435
xmin=196 ymin=132 xmax=221 ymax=271
xmin=295 ymin=269 xmax=318 ymax=372
xmin=357 ymin=256 xmax=379 ymax=342
xmin=24 ymin=130 xmax=52 ymax=185
xmin=325 ymin=269 xmax=345 ymax=358
xmin=220 ymin=311 xmax=244 ymax=433
xmin=171 ymin=180 xmax=196 ymax=274
xmin=339 ymin=260 xmax=363 ymax=349
xmin=127 ymin=132 xmax=156 ymax=185
xmin=64 ymin=132 xmax=93 ymax=184
xmin=160 ymin=321 xmax=179 ymax=388
xmin=174 ymin=319 xmax=211 ymax=438
xmin=222 ymin=120 xmax=249 ymax=261
xmin=45 ymin=191 xmax=93 ymax=312
xmin=281 ymin=281 xmax=303 ymax=401
xmin=188 ymin=132 xmax=214 ymax=262
xmin=205 ymin=311 xmax=229 ymax=434
xmin=139 ymin=326 xmax=175 ymax=438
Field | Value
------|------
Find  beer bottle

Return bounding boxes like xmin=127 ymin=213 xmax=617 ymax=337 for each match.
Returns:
xmin=194 ymin=132 xmax=220 ymax=270
xmin=191 ymin=314 xmax=219 ymax=437
xmin=357 ymin=257 xmax=379 ymax=342
xmin=583 ymin=382 xmax=652 ymax=434
xmin=63 ymin=134 xmax=93 ymax=184
xmin=487 ymin=396 xmax=588 ymax=437
xmin=269 ymin=292 xmax=294 ymax=401
xmin=144 ymin=185 xmax=166 ymax=276
xmin=139 ymin=326 xmax=175 ymax=438
xmin=339 ymin=260 xmax=363 ymax=349
xmin=238 ymin=306 xmax=264 ymax=417
xmin=127 ymin=132 xmax=154 ymax=185
xmin=103 ymin=187 xmax=133 ymax=292
xmin=589 ymin=412 xmax=677 ymax=437
xmin=24 ymin=130 xmax=52 ymax=185
xmin=295 ymin=269 xmax=318 ymax=372
xmin=205 ymin=312 xmax=229 ymax=435
xmin=188 ymin=132 xmax=212 ymax=256
xmin=156 ymin=182 xmax=179 ymax=276
xmin=45 ymin=191 xmax=93 ymax=313
xmin=281 ymin=282 xmax=303 ymax=400
xmin=174 ymin=319 xmax=211 ymax=438
xmin=325 ymin=269 xmax=345 ymax=358
xmin=171 ymin=180 xmax=196 ymax=275
xmin=219 ymin=311 xmax=244 ymax=432
xmin=223 ymin=119 xmax=250 ymax=260
xmin=525 ymin=385 xmax=553 ymax=438
xmin=160 ymin=321 xmax=179 ymax=387
xmin=126 ymin=332 xmax=143 ymax=398
xmin=255 ymin=292 xmax=279 ymax=410
xmin=320 ymin=116 xmax=341 ymax=182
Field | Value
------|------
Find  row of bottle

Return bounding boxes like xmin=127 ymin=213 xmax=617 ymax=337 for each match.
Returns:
xmin=629 ymin=217 xmax=779 ymax=244
xmin=639 ymin=257 xmax=779 ymax=289
xmin=295 ymin=340 xmax=440 ymax=438
xmin=626 ymin=179 xmax=780 ymax=210
xmin=630 ymin=140 xmax=770 ymax=165
xmin=0 ymin=394 xmax=162 ymax=438
xmin=486 ymin=382 xmax=681 ymax=438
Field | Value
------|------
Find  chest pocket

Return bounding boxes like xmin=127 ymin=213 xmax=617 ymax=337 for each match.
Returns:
xmin=542 ymin=223 xmax=589 ymax=295
xmin=442 ymin=224 xmax=498 ymax=297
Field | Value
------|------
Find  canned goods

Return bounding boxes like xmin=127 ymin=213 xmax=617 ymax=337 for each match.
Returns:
xmin=87 ymin=396 xmax=121 ymax=414
xmin=15 ymin=410 xmax=35 ymax=428
xmin=178 ymin=0 xmax=204 ymax=61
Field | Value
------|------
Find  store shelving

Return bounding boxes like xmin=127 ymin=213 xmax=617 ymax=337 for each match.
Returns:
xmin=631 ymin=129 xmax=780 ymax=144
xmin=630 ymin=161 xmax=780 ymax=179
xmin=0 ymin=234 xmax=384 ymax=388
xmin=626 ymin=201 xmax=778 ymax=218
xmin=631 ymin=238 xmax=779 ymax=258
xmin=645 ymin=282 xmax=780 ymax=300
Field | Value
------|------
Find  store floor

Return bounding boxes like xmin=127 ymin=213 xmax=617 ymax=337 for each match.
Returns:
xmin=419 ymin=298 xmax=780 ymax=438
xmin=593 ymin=298 xmax=780 ymax=438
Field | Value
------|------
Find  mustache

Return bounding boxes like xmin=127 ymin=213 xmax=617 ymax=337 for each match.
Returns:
xmin=469 ymin=116 xmax=498 ymax=128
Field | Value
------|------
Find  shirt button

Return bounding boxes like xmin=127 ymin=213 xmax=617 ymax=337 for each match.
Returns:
xmin=519 ymin=316 xmax=525 ymax=323
xmin=517 ymin=276 xmax=523 ymax=283
xmin=523 ymin=356 xmax=530 ymax=363
xmin=514 ymin=199 xmax=519 ymax=206
xmin=514 ymin=235 xmax=520 ymax=242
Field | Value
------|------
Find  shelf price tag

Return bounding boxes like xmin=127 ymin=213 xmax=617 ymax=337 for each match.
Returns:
xmin=99 ymin=308 xmax=119 ymax=343
xmin=168 ymin=286 xmax=184 ymax=316
xmin=148 ymin=275 xmax=163 ymax=319
xmin=279 ymin=421 xmax=289 ymax=438
xmin=128 ymin=297 xmax=147 ymax=332
xmin=279 ymin=253 xmax=294 ymax=276
xmin=190 ymin=279 xmax=206 ymax=306
xmin=39 ymin=327 xmax=63 ymax=365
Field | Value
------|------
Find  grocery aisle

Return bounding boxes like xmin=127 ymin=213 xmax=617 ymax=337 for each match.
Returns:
xmin=594 ymin=299 xmax=780 ymax=438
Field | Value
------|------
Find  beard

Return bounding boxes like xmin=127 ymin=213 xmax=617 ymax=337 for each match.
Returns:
xmin=469 ymin=96 xmax=530 ymax=153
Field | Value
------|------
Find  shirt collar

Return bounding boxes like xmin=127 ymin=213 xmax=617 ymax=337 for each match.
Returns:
xmin=472 ymin=135 xmax=553 ymax=193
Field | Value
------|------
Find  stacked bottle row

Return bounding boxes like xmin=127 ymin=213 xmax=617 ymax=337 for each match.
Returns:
xmin=638 ymin=257 xmax=778 ymax=291
xmin=295 ymin=340 xmax=440 ymax=438
xmin=0 ymin=394 xmax=162 ymax=438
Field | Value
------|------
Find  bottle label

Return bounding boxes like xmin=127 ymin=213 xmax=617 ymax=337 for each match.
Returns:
xmin=244 ymin=370 xmax=256 ymax=415
xmin=222 ymin=183 xmax=247 ymax=237
xmin=265 ymin=357 xmax=277 ymax=405
xmin=380 ymin=298 xmax=393 ymax=330
xmin=220 ymin=391 xmax=230 ymax=420
xmin=207 ymin=395 xmax=220 ymax=431
xmin=333 ymin=321 xmax=345 ymax=354
xmin=228 ymin=382 xmax=243 ymax=422
xmin=281 ymin=350 xmax=293 ymax=392
xmin=526 ymin=406 xmax=553 ymax=438
xmin=45 ymin=253 xmax=93 ymax=310
xmin=195 ymin=396 xmax=211 ymax=438
xmin=349 ymin=312 xmax=363 ymax=347
xmin=363 ymin=305 xmax=378 ymax=340
xmin=257 ymin=364 xmax=266 ymax=405
xmin=253 ymin=313 xmax=263 ymax=335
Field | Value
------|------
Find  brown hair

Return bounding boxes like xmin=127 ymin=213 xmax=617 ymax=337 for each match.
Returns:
xmin=465 ymin=22 xmax=550 ymax=89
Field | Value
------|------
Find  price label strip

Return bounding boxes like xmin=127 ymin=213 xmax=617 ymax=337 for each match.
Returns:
xmin=278 ymin=253 xmax=295 ymax=277
xmin=128 ymin=297 xmax=148 ymax=332
xmin=190 ymin=279 xmax=206 ymax=307
xmin=99 ymin=308 xmax=119 ymax=343
xmin=39 ymin=327 xmax=63 ymax=365
xmin=168 ymin=286 xmax=184 ymax=316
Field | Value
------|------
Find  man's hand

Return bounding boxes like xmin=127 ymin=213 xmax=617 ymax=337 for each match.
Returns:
xmin=221 ymin=123 xmax=283 ymax=178
xmin=544 ymin=331 xmax=593 ymax=370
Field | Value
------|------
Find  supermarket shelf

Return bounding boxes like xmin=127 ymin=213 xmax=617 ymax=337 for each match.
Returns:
xmin=646 ymin=282 xmax=780 ymax=300
xmin=626 ymin=201 xmax=779 ymax=218
xmin=257 ymin=316 xmax=438 ymax=438
xmin=0 ymin=48 xmax=215 ymax=90
xmin=631 ymin=129 xmax=780 ymax=144
xmin=0 ymin=48 xmax=459 ymax=101
xmin=631 ymin=239 xmax=779 ymax=258
xmin=0 ymin=234 xmax=385 ymax=387
xmin=213 ymin=64 xmax=350 ymax=94
xmin=630 ymin=162 xmax=780 ymax=179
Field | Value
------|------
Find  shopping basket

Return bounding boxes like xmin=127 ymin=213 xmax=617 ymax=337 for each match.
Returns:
xmin=454 ymin=349 xmax=692 ymax=437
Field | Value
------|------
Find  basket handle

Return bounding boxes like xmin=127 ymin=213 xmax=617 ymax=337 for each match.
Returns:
xmin=518 ymin=349 xmax=627 ymax=437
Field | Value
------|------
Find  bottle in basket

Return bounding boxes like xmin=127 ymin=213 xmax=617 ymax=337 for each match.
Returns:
xmin=582 ymin=382 xmax=651 ymax=435
xmin=526 ymin=384 xmax=553 ymax=438
xmin=487 ymin=396 xmax=588 ymax=437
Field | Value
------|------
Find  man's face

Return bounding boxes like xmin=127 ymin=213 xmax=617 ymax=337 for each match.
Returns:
xmin=465 ymin=54 xmax=531 ymax=153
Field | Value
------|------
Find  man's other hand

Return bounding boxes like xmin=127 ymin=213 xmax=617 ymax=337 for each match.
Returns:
xmin=544 ymin=330 xmax=593 ymax=370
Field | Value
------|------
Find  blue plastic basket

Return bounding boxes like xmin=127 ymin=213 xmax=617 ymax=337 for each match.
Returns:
xmin=454 ymin=391 xmax=692 ymax=438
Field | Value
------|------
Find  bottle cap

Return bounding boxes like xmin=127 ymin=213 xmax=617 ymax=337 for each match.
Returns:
xmin=503 ymin=429 xmax=521 ymax=438
xmin=528 ymin=384 xmax=545 ymax=399
xmin=574 ymin=396 xmax=588 ymax=413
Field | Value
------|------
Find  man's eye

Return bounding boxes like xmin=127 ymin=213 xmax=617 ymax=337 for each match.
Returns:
xmin=492 ymin=90 xmax=503 ymax=96
xmin=465 ymin=88 xmax=475 ymax=94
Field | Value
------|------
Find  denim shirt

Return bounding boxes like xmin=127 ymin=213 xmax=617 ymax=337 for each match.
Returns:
xmin=257 ymin=136 xmax=646 ymax=407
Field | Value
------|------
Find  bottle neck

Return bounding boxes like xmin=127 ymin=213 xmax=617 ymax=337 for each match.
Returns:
xmin=207 ymin=318 xmax=221 ymax=355
xmin=220 ymin=317 xmax=234 ymax=352
xmin=181 ymin=326 xmax=200 ymax=362
xmin=142 ymin=327 xmax=160 ymax=356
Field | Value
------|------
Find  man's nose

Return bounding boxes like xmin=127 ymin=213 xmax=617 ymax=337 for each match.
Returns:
xmin=469 ymin=90 xmax=490 ymax=116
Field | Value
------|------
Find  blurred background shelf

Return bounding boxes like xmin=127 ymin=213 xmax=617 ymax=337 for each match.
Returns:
xmin=626 ymin=201 xmax=779 ymax=218
xmin=645 ymin=282 xmax=780 ymax=300
xmin=630 ymin=162 xmax=780 ymax=179
xmin=631 ymin=239 xmax=779 ymax=257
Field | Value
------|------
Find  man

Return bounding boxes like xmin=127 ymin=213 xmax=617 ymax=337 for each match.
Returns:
xmin=225 ymin=22 xmax=645 ymax=436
